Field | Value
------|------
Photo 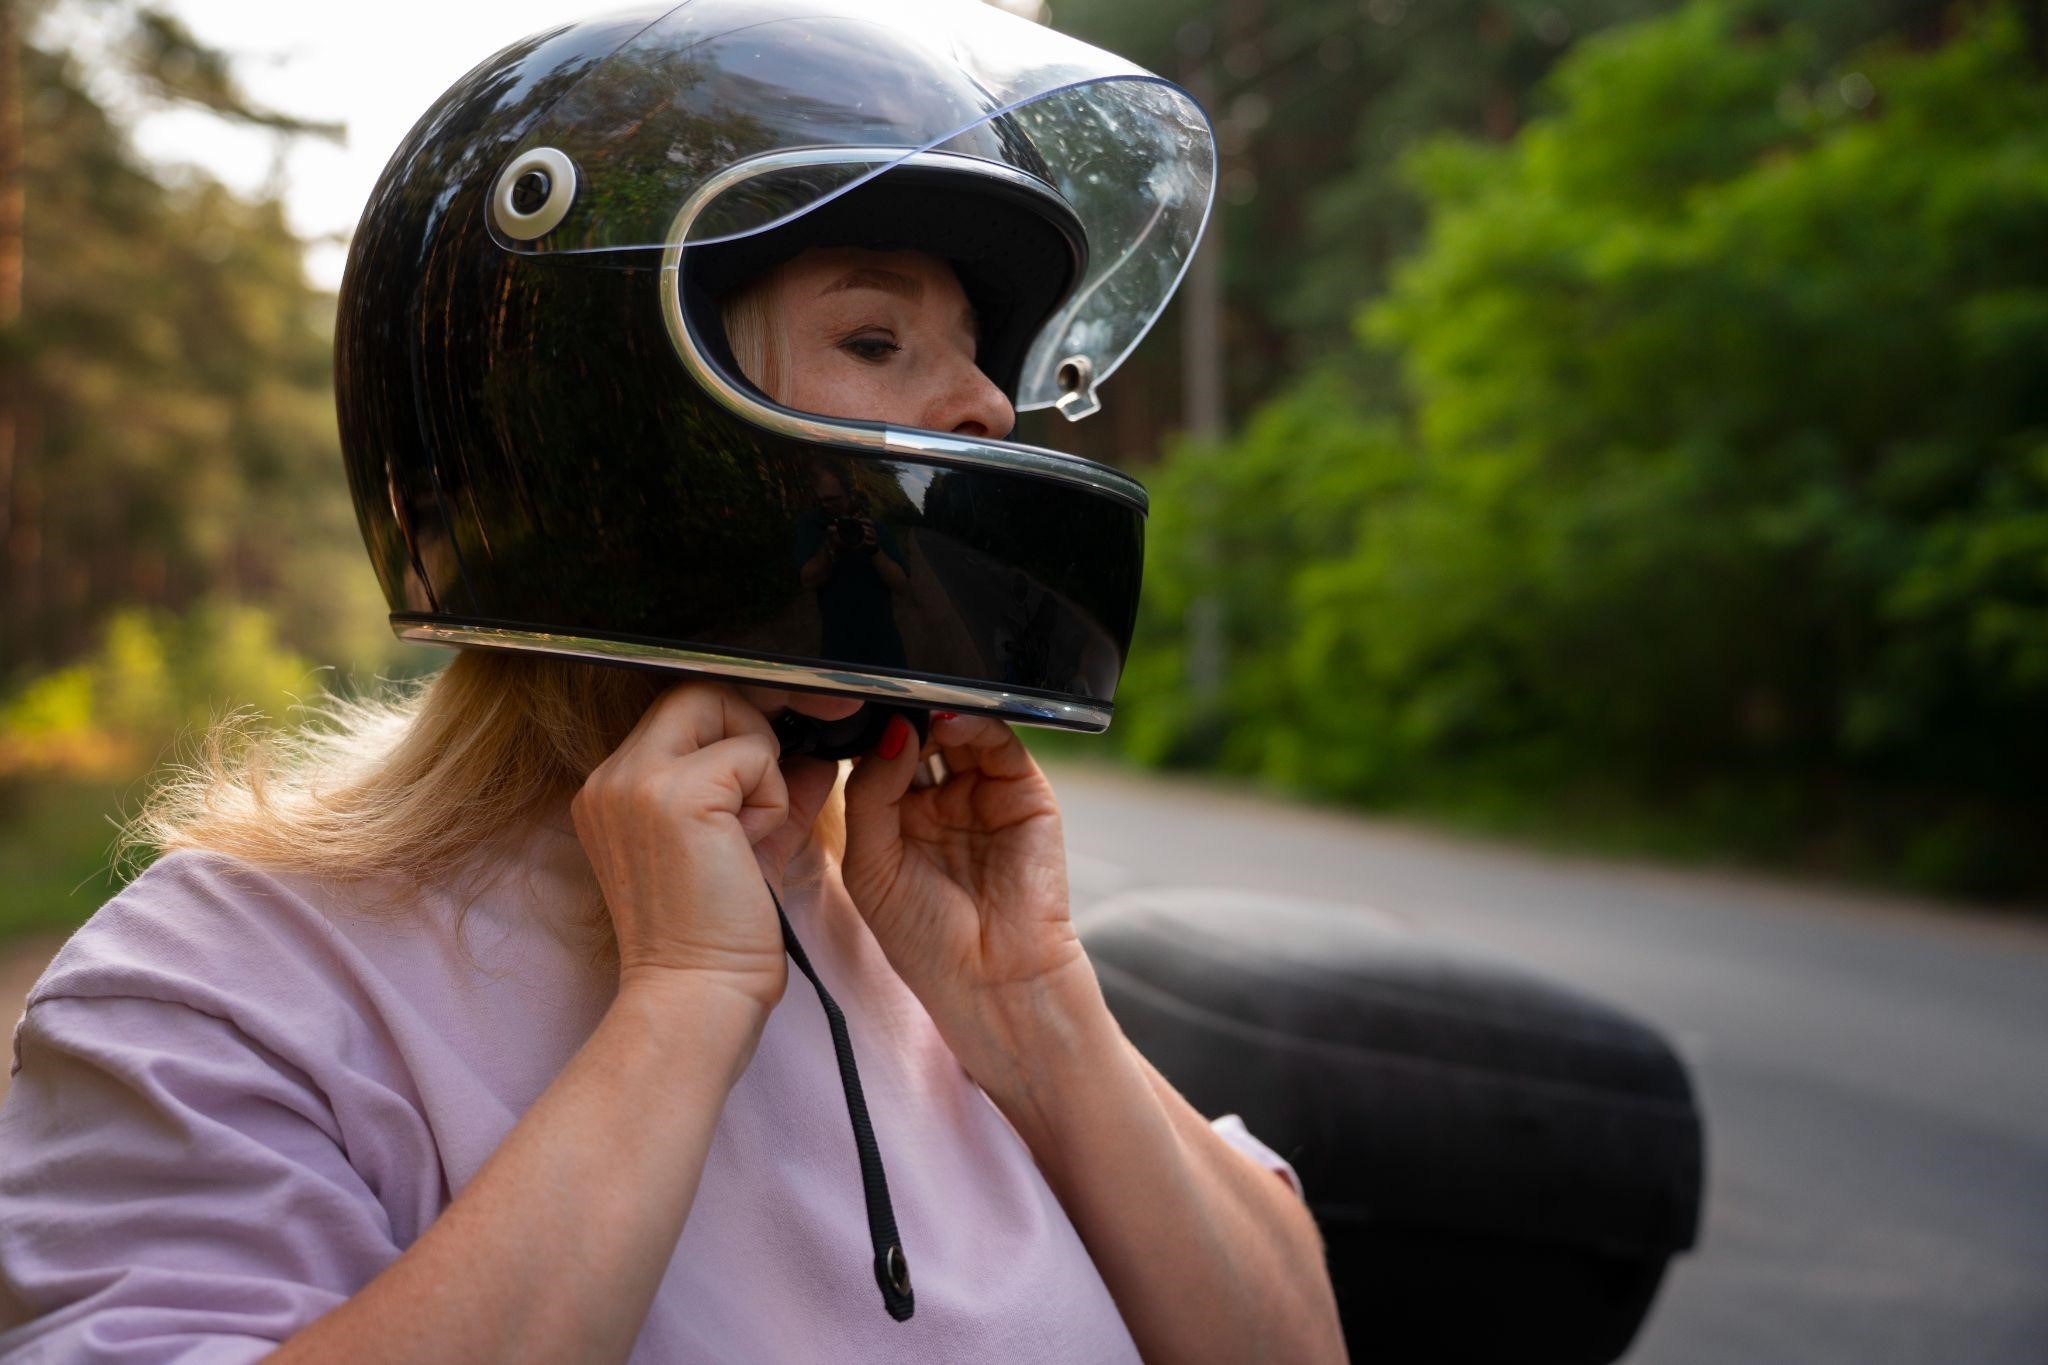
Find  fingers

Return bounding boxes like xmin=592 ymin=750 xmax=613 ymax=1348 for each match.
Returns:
xmin=923 ymin=711 xmax=1035 ymax=781
xmin=579 ymin=730 xmax=786 ymax=832
xmin=611 ymin=679 xmax=776 ymax=767
xmin=842 ymin=717 xmax=918 ymax=883
xmin=844 ymin=718 xmax=918 ymax=813
xmin=845 ymin=710 xmax=1033 ymax=813
xmin=581 ymin=680 xmax=788 ymax=845
xmin=699 ymin=734 xmax=793 ymax=846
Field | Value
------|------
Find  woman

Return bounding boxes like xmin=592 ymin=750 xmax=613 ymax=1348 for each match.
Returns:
xmin=0 ymin=4 xmax=1345 ymax=1361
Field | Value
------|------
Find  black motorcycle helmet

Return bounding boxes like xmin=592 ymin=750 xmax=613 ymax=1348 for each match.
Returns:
xmin=335 ymin=0 xmax=1216 ymax=735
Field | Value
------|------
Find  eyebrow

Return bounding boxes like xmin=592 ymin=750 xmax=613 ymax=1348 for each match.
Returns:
xmin=821 ymin=266 xmax=980 ymax=343
xmin=822 ymin=266 xmax=922 ymax=301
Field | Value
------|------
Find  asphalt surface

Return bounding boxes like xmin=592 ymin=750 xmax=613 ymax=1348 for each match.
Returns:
xmin=1047 ymin=759 xmax=2048 ymax=1365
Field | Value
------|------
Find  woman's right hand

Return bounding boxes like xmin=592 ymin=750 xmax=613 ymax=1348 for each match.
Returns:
xmin=273 ymin=677 xmax=828 ymax=1365
xmin=569 ymin=680 xmax=803 ymax=1017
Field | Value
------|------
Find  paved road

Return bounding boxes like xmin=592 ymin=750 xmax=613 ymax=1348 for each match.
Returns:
xmin=1048 ymin=760 xmax=2048 ymax=1365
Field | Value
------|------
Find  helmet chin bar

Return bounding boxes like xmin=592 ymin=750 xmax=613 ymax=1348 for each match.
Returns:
xmin=658 ymin=147 xmax=1149 ymax=517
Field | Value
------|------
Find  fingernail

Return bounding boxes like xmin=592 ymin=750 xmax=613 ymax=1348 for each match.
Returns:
xmin=933 ymin=711 xmax=958 ymax=723
xmin=876 ymin=715 xmax=912 ymax=760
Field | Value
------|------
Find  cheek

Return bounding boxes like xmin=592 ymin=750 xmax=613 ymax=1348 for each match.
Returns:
xmin=785 ymin=353 xmax=926 ymax=426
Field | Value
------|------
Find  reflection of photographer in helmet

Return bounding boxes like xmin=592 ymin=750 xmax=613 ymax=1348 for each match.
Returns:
xmin=793 ymin=451 xmax=911 ymax=669
xmin=0 ymin=3 xmax=1344 ymax=1363
xmin=798 ymin=464 xmax=907 ymax=591
xmin=797 ymin=459 xmax=911 ymax=668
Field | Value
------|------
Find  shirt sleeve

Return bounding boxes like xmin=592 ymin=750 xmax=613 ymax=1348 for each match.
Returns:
xmin=1207 ymin=1112 xmax=1306 ymax=1200
xmin=0 ymin=992 xmax=405 ymax=1362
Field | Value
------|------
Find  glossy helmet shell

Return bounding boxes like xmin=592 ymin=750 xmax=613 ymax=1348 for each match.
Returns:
xmin=335 ymin=13 xmax=1156 ymax=731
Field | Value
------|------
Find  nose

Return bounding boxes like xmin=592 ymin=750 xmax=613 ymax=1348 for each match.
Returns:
xmin=932 ymin=355 xmax=1016 ymax=441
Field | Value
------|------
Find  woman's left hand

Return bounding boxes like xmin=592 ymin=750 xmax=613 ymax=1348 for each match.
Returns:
xmin=841 ymin=711 xmax=1087 ymax=1077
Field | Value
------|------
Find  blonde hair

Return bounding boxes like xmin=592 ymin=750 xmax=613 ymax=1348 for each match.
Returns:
xmin=121 ymin=276 xmax=843 ymax=960
xmin=719 ymin=258 xmax=796 ymax=400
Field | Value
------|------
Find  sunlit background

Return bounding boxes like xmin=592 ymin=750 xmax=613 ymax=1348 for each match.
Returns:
xmin=3 ymin=1 xmax=2046 ymax=1359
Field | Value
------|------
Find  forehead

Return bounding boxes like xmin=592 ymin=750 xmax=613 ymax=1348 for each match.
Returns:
xmin=782 ymin=245 xmax=967 ymax=303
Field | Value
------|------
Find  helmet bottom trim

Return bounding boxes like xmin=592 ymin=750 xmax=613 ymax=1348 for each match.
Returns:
xmin=392 ymin=616 xmax=1114 ymax=732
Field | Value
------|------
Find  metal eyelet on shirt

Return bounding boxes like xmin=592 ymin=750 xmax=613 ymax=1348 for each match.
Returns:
xmin=884 ymin=1244 xmax=912 ymax=1298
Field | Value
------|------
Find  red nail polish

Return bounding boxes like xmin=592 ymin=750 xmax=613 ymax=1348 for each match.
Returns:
xmin=933 ymin=711 xmax=959 ymax=723
xmin=877 ymin=714 xmax=912 ymax=760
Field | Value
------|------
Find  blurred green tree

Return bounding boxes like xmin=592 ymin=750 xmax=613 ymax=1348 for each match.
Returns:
xmin=0 ymin=2 xmax=391 ymax=937
xmin=1024 ymin=0 xmax=1955 ymax=464
xmin=1121 ymin=0 xmax=2048 ymax=896
xmin=0 ymin=0 xmax=375 ymax=686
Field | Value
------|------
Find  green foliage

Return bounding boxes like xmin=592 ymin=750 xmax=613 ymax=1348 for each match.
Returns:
xmin=1117 ymin=1 xmax=2048 ymax=898
xmin=0 ymin=13 xmax=432 ymax=945
xmin=1024 ymin=0 xmax=1690 ymax=465
xmin=3 ymin=25 xmax=393 ymax=685
xmin=1118 ymin=369 xmax=1417 ymax=779
xmin=0 ymin=664 xmax=94 ymax=739
xmin=2 ymin=598 xmax=319 ymax=765
xmin=0 ymin=598 xmax=325 ymax=941
xmin=1030 ymin=0 xmax=1950 ymax=467
xmin=0 ymin=775 xmax=132 ymax=943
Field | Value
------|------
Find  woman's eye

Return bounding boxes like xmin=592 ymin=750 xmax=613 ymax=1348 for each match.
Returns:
xmin=841 ymin=335 xmax=901 ymax=363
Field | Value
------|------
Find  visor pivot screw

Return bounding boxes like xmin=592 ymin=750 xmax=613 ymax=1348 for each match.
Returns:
xmin=1054 ymin=353 xmax=1100 ymax=421
xmin=491 ymin=146 xmax=578 ymax=241
xmin=510 ymin=170 xmax=551 ymax=215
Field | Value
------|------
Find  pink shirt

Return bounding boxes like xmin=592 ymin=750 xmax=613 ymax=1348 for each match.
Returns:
xmin=0 ymin=812 xmax=1298 ymax=1362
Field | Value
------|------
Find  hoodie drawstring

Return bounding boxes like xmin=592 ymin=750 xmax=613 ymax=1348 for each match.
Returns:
xmin=767 ymin=877 xmax=914 ymax=1321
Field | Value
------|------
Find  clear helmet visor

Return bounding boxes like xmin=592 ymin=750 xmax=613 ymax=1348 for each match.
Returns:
xmin=487 ymin=0 xmax=1215 ymax=414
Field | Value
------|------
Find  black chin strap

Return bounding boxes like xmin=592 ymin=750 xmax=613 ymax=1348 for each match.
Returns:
xmin=766 ymin=877 xmax=915 ymax=1322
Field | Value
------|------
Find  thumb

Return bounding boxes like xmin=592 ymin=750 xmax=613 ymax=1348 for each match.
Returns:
xmin=753 ymin=754 xmax=839 ymax=882
xmin=842 ymin=714 xmax=919 ymax=889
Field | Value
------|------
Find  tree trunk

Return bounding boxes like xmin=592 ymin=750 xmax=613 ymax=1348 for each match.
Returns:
xmin=0 ymin=0 xmax=27 ymax=672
